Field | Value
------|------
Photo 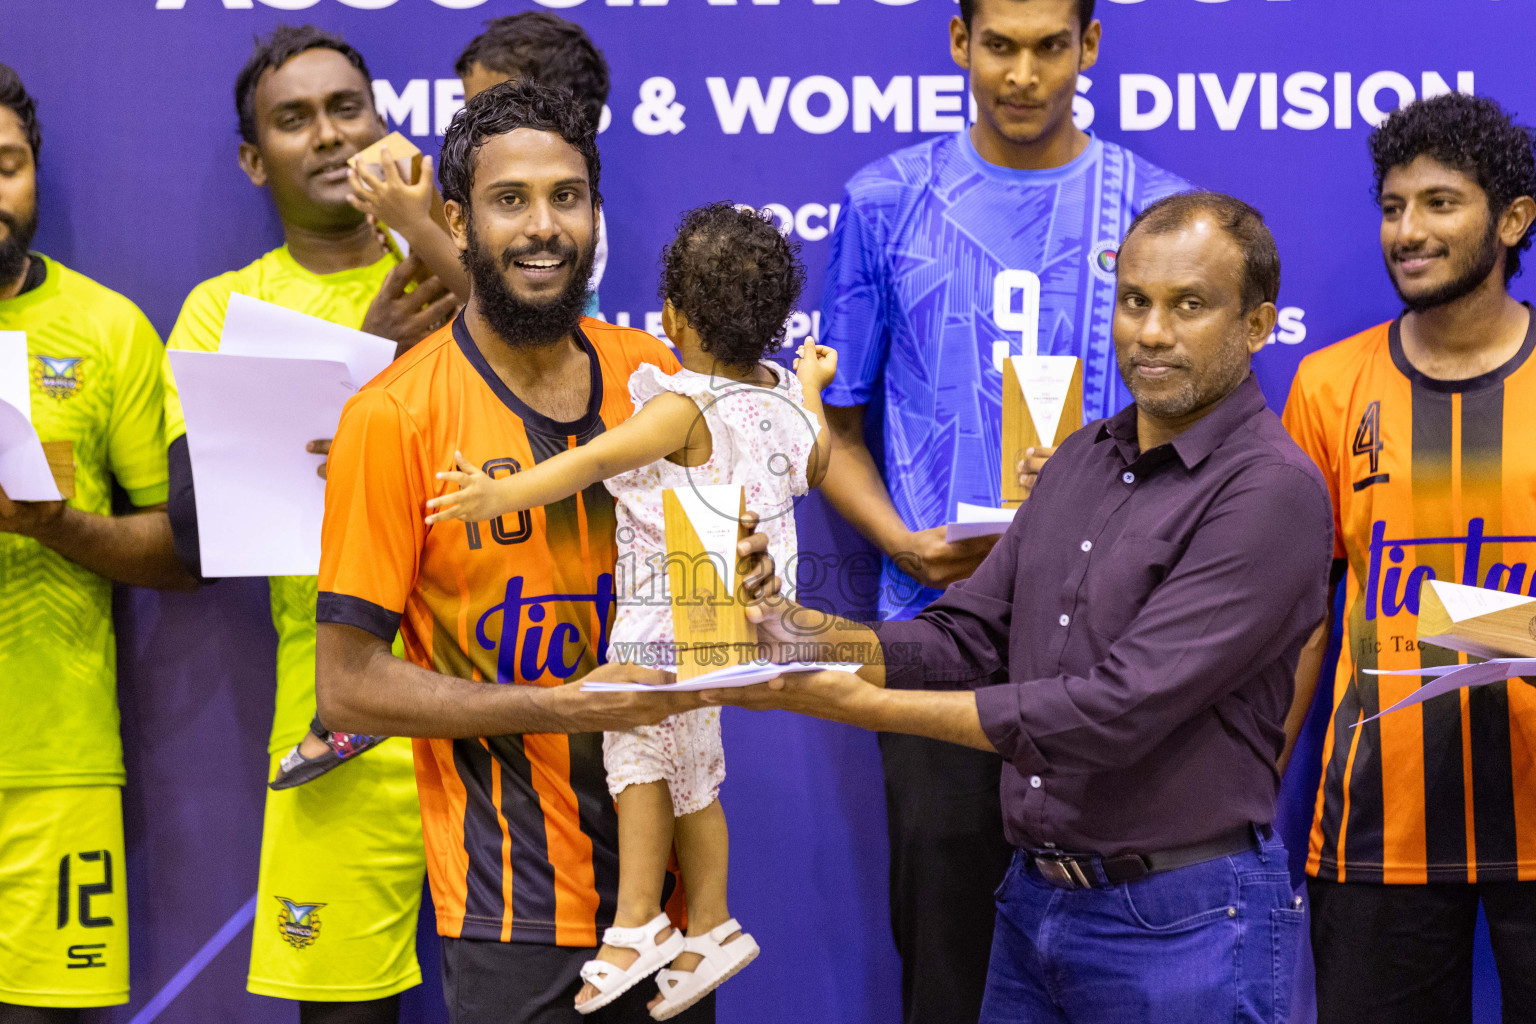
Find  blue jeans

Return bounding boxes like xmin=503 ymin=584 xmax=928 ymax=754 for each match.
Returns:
xmin=980 ymin=832 xmax=1305 ymax=1024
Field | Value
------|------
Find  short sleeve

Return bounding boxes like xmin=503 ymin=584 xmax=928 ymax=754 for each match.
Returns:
xmin=818 ymin=191 xmax=890 ymax=408
xmin=1281 ymin=366 xmax=1346 ymax=560
xmin=105 ymin=302 xmax=169 ymax=507
xmin=627 ymin=361 xmax=679 ymax=410
xmin=1131 ymin=155 xmax=1194 ymax=215
xmin=316 ymin=387 xmax=427 ymax=642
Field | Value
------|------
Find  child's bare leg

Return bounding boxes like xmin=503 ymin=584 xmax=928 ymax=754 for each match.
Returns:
xmin=667 ymin=798 xmax=738 ymax=974
xmin=575 ymin=780 xmax=676 ymax=1007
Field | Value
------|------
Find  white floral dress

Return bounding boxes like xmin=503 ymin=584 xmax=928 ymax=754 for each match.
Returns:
xmin=602 ymin=361 xmax=821 ymax=815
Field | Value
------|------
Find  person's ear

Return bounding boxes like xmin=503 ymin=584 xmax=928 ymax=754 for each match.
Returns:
xmin=1497 ymin=195 xmax=1536 ymax=250
xmin=1079 ymin=19 xmax=1102 ymax=73
xmin=662 ymin=301 xmax=684 ymax=341
xmin=237 ymin=141 xmax=266 ymax=188
xmin=1246 ymin=302 xmax=1279 ymax=355
xmin=949 ymin=16 xmax=972 ymax=72
xmin=444 ymin=200 xmax=469 ymax=253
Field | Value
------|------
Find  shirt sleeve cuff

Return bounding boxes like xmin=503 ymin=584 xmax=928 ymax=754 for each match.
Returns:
xmin=975 ymin=683 xmax=1048 ymax=774
xmin=870 ymin=620 xmax=925 ymax=689
xmin=317 ymin=592 xmax=402 ymax=643
xmin=125 ymin=480 xmax=170 ymax=507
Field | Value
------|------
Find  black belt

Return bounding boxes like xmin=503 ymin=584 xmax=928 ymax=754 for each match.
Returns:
xmin=1026 ymin=825 xmax=1262 ymax=890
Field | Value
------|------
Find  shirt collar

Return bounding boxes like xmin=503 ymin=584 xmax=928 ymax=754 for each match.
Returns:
xmin=1096 ymin=372 xmax=1266 ymax=470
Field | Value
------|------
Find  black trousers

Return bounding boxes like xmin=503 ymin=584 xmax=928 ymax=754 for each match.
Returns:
xmin=440 ymin=935 xmax=715 ymax=1024
xmin=879 ymin=733 xmax=1014 ymax=1024
xmin=1309 ymin=877 xmax=1536 ymax=1024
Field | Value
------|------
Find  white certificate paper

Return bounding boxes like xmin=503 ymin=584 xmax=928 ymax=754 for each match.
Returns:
xmin=220 ymin=293 xmax=396 ymax=387
xmin=582 ymin=661 xmax=864 ymax=693
xmin=0 ymin=333 xmax=61 ymax=501
xmin=1356 ymin=659 xmax=1536 ymax=726
xmin=945 ymin=502 xmax=1018 ymax=542
xmin=170 ymin=350 xmax=356 ymax=577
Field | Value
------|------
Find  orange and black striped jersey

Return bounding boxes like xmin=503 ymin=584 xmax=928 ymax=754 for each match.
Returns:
xmin=1283 ymin=314 xmax=1536 ymax=884
xmin=317 ymin=314 xmax=680 ymax=943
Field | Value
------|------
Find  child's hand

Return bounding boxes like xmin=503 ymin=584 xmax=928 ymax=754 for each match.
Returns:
xmin=425 ymin=451 xmax=500 ymax=525
xmin=793 ymin=341 xmax=838 ymax=391
xmin=348 ymin=149 xmax=438 ymax=234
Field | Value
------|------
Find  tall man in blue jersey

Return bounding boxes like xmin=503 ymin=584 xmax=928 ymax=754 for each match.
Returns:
xmin=818 ymin=1 xmax=1188 ymax=1019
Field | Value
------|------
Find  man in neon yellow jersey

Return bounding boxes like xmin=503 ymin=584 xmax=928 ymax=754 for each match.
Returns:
xmin=0 ymin=62 xmax=199 ymax=1023
xmin=160 ymin=26 xmax=456 ymax=1024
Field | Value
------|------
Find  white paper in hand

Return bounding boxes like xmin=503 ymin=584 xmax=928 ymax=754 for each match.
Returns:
xmin=170 ymin=349 xmax=355 ymax=577
xmin=582 ymin=661 xmax=864 ymax=692
xmin=0 ymin=399 xmax=62 ymax=501
xmin=0 ymin=332 xmax=30 ymax=420
xmin=0 ymin=333 xmax=61 ymax=502
xmin=1356 ymin=658 xmax=1536 ymax=725
xmin=220 ymin=293 xmax=396 ymax=388
xmin=945 ymin=502 xmax=1017 ymax=542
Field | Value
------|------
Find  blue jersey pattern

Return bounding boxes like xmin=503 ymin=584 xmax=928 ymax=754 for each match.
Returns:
xmin=820 ymin=131 xmax=1189 ymax=619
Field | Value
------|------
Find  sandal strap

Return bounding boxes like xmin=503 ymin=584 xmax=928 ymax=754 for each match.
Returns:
xmin=600 ymin=912 xmax=673 ymax=952
xmin=681 ymin=918 xmax=743 ymax=956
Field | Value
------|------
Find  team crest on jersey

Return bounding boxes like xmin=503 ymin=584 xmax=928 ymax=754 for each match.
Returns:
xmin=274 ymin=898 xmax=325 ymax=949
xmin=32 ymin=356 xmax=86 ymax=400
xmin=1089 ymin=242 xmax=1118 ymax=282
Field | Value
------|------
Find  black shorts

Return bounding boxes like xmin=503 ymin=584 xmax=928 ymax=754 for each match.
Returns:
xmin=440 ymin=935 xmax=717 ymax=1024
xmin=1308 ymin=876 xmax=1536 ymax=1024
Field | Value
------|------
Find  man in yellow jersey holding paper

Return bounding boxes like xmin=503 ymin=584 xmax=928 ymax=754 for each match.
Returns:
xmin=0 ymin=65 xmax=194 ymax=1023
xmin=159 ymin=27 xmax=457 ymax=1024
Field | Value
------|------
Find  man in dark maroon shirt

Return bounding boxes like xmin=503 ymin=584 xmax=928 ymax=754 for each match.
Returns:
xmin=717 ymin=191 xmax=1333 ymax=1024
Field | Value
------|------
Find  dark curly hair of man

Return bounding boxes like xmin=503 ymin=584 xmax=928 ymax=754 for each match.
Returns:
xmin=659 ymin=203 xmax=805 ymax=370
xmin=1370 ymin=92 xmax=1536 ymax=281
xmin=438 ymin=79 xmax=600 ymax=211
xmin=455 ymin=13 xmax=610 ymax=131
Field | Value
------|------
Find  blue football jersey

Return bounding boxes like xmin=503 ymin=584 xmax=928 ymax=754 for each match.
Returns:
xmin=820 ymin=131 xmax=1190 ymax=619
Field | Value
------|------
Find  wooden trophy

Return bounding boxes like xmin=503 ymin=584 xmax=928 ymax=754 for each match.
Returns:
xmin=348 ymin=131 xmax=423 ymax=185
xmin=40 ymin=440 xmax=75 ymax=500
xmin=1417 ymin=578 xmax=1536 ymax=660
xmin=1000 ymin=354 xmax=1083 ymax=507
xmin=663 ymin=484 xmax=758 ymax=681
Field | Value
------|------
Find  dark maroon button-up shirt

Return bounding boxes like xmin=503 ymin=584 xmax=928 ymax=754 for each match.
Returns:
xmin=874 ymin=374 xmax=1333 ymax=856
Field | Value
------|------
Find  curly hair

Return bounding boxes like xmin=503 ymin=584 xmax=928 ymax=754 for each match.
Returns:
xmin=438 ymin=80 xmax=601 ymax=210
xmin=1370 ymin=93 xmax=1536 ymax=281
xmin=0 ymin=63 xmax=40 ymax=159
xmin=660 ymin=203 xmax=806 ymax=369
xmin=455 ymin=13 xmax=610 ymax=131
xmin=235 ymin=25 xmax=373 ymax=146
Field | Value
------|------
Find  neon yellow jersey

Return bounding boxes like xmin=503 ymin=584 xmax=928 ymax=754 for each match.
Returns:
xmin=0 ymin=256 xmax=169 ymax=787
xmin=163 ymin=245 xmax=397 ymax=753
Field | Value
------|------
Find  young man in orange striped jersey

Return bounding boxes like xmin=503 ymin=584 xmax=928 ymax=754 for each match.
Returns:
xmin=1283 ymin=92 xmax=1536 ymax=1022
xmin=314 ymin=81 xmax=777 ymax=1024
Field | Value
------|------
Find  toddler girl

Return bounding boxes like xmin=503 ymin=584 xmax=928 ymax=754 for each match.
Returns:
xmin=425 ymin=202 xmax=835 ymax=1019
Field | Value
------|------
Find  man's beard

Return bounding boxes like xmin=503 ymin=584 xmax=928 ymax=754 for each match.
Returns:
xmin=1117 ymin=334 xmax=1251 ymax=423
xmin=463 ymin=214 xmax=595 ymax=350
xmin=0 ymin=206 xmax=38 ymax=289
xmin=1387 ymin=216 xmax=1502 ymax=314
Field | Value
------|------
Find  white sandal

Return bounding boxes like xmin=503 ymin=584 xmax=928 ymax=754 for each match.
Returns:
xmin=649 ymin=918 xmax=760 ymax=1021
xmin=575 ymin=912 xmax=686 ymax=1015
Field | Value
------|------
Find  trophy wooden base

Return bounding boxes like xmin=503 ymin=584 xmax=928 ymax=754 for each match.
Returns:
xmin=1417 ymin=578 xmax=1536 ymax=660
xmin=349 ymin=131 xmax=424 ymax=185
xmin=664 ymin=485 xmax=758 ymax=682
xmin=1001 ymin=355 xmax=1083 ymax=507
xmin=41 ymin=440 xmax=74 ymax=499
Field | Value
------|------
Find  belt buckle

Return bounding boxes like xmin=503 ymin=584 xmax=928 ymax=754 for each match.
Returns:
xmin=1034 ymin=852 xmax=1092 ymax=889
